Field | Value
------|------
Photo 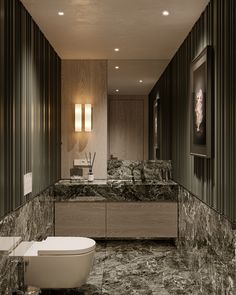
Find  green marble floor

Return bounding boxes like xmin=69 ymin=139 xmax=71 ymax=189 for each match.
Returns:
xmin=41 ymin=240 xmax=235 ymax=295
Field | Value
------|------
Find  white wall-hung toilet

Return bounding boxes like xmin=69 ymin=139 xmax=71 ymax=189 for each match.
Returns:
xmin=21 ymin=237 xmax=96 ymax=289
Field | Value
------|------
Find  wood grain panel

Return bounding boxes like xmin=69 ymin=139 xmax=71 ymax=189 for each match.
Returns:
xmin=149 ymin=0 xmax=236 ymax=224
xmin=55 ymin=202 xmax=106 ymax=237
xmin=107 ymin=202 xmax=177 ymax=238
xmin=109 ymin=95 xmax=148 ymax=160
xmin=109 ymin=99 xmax=144 ymax=160
xmin=61 ymin=60 xmax=107 ymax=179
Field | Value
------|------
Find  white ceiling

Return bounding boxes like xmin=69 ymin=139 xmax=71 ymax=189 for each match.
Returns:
xmin=108 ymin=60 xmax=169 ymax=95
xmin=20 ymin=0 xmax=209 ymax=94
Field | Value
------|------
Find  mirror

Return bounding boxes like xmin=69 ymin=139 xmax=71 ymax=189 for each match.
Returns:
xmin=107 ymin=59 xmax=167 ymax=161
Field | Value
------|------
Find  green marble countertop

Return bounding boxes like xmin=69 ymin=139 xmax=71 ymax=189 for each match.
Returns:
xmin=57 ymin=179 xmax=178 ymax=186
xmin=53 ymin=179 xmax=178 ymax=202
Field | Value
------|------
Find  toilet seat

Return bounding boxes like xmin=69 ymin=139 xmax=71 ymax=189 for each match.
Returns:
xmin=24 ymin=237 xmax=96 ymax=257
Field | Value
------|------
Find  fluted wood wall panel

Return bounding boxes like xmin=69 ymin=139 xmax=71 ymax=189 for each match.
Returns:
xmin=149 ymin=0 xmax=236 ymax=223
xmin=0 ymin=0 xmax=61 ymax=217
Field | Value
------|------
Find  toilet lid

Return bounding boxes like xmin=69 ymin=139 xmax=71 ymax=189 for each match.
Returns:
xmin=37 ymin=237 xmax=96 ymax=256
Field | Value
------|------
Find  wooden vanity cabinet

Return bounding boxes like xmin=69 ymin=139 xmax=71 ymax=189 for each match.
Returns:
xmin=55 ymin=202 xmax=106 ymax=237
xmin=54 ymin=201 xmax=177 ymax=238
xmin=106 ymin=202 xmax=177 ymax=238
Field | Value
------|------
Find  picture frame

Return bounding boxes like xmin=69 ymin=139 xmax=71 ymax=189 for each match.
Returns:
xmin=190 ymin=46 xmax=213 ymax=158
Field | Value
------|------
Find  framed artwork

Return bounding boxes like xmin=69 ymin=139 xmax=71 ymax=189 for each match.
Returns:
xmin=190 ymin=46 xmax=213 ymax=158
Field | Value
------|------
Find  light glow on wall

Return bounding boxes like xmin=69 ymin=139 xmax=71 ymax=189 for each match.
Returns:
xmin=85 ymin=104 xmax=92 ymax=132
xmin=75 ymin=103 xmax=92 ymax=132
xmin=75 ymin=104 xmax=82 ymax=132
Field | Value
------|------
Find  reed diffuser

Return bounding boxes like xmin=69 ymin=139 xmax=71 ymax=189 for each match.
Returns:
xmin=85 ymin=152 xmax=96 ymax=182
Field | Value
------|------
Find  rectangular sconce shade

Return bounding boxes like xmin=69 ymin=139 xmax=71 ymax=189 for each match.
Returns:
xmin=75 ymin=103 xmax=92 ymax=132
xmin=75 ymin=104 xmax=82 ymax=132
xmin=85 ymin=104 xmax=92 ymax=132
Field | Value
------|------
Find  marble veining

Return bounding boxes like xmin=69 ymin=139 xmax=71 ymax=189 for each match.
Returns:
xmin=41 ymin=240 xmax=236 ymax=295
xmin=177 ymin=186 xmax=236 ymax=294
xmin=54 ymin=160 xmax=176 ymax=202
xmin=107 ymin=160 xmax=172 ymax=182
xmin=0 ymin=187 xmax=54 ymax=295
xmin=1 ymin=159 xmax=236 ymax=294
xmin=178 ymin=185 xmax=235 ymax=260
xmin=53 ymin=180 xmax=178 ymax=202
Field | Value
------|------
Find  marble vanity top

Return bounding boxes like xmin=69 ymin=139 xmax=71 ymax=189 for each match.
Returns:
xmin=53 ymin=179 xmax=178 ymax=202
xmin=59 ymin=179 xmax=108 ymax=186
xmin=107 ymin=179 xmax=177 ymax=186
xmin=54 ymin=160 xmax=178 ymax=202
xmin=56 ymin=179 xmax=177 ymax=186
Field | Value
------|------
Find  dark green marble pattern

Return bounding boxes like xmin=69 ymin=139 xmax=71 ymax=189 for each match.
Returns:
xmin=0 ymin=188 xmax=54 ymax=295
xmin=41 ymin=240 xmax=236 ymax=295
xmin=178 ymin=186 xmax=235 ymax=261
xmin=107 ymin=160 xmax=172 ymax=182
xmin=53 ymin=180 xmax=178 ymax=202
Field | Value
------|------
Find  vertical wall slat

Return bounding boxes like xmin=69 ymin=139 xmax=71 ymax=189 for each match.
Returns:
xmin=0 ymin=0 xmax=61 ymax=217
xmin=0 ymin=0 xmax=4 ymax=216
xmin=149 ymin=0 xmax=236 ymax=223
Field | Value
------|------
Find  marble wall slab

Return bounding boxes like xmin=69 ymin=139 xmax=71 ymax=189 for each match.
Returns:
xmin=0 ymin=187 xmax=54 ymax=295
xmin=1 ymin=176 xmax=236 ymax=294
xmin=178 ymin=185 xmax=235 ymax=258
xmin=178 ymin=186 xmax=236 ymax=292
xmin=107 ymin=160 xmax=172 ymax=182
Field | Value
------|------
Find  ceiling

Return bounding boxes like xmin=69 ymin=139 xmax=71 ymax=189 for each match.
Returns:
xmin=108 ymin=60 xmax=168 ymax=95
xmin=21 ymin=0 xmax=209 ymax=95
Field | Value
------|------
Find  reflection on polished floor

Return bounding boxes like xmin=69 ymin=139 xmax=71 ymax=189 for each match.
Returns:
xmin=41 ymin=240 xmax=236 ymax=295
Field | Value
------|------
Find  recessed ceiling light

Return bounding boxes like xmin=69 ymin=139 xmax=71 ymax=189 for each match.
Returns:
xmin=115 ymin=89 xmax=119 ymax=92
xmin=162 ymin=10 xmax=169 ymax=16
xmin=139 ymin=80 xmax=143 ymax=83
xmin=58 ymin=11 xmax=64 ymax=16
xmin=114 ymin=48 xmax=120 ymax=52
xmin=115 ymin=66 xmax=119 ymax=69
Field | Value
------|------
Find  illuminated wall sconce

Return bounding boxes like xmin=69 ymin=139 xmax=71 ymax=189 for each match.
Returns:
xmin=75 ymin=104 xmax=82 ymax=132
xmin=84 ymin=104 xmax=92 ymax=132
xmin=75 ymin=103 xmax=93 ymax=132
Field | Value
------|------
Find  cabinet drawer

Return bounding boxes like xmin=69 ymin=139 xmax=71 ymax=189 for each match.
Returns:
xmin=55 ymin=202 xmax=106 ymax=237
xmin=107 ymin=202 xmax=177 ymax=238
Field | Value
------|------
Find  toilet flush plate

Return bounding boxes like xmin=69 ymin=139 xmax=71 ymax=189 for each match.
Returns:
xmin=0 ymin=236 xmax=22 ymax=254
xmin=24 ymin=172 xmax=32 ymax=196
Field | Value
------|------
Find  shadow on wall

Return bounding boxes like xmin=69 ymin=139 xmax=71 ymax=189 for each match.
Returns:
xmin=67 ymin=133 xmax=90 ymax=154
xmin=193 ymin=157 xmax=214 ymax=182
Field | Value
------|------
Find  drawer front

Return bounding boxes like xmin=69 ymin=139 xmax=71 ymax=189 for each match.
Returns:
xmin=107 ymin=202 xmax=177 ymax=238
xmin=55 ymin=202 xmax=106 ymax=237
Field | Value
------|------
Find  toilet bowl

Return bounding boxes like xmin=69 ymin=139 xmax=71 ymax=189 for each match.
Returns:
xmin=22 ymin=237 xmax=96 ymax=289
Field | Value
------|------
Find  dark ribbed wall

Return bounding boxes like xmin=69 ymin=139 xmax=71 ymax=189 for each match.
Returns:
xmin=0 ymin=0 xmax=4 ymax=215
xmin=149 ymin=65 xmax=172 ymax=160
xmin=0 ymin=0 xmax=61 ymax=217
xmin=149 ymin=0 xmax=236 ymax=223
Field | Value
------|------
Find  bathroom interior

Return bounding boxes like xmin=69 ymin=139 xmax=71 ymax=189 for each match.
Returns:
xmin=0 ymin=0 xmax=236 ymax=294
